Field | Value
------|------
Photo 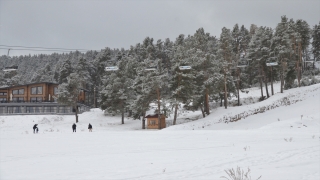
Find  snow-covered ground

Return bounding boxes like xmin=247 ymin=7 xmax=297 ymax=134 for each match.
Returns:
xmin=1 ymin=82 xmax=319 ymax=180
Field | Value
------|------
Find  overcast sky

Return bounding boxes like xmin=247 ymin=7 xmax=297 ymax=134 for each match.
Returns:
xmin=0 ymin=0 xmax=319 ymax=56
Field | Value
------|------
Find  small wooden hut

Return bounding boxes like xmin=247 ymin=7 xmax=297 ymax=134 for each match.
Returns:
xmin=145 ymin=114 xmax=166 ymax=129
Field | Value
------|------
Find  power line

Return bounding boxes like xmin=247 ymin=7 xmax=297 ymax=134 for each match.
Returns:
xmin=0 ymin=47 xmax=87 ymax=53
xmin=0 ymin=45 xmax=92 ymax=51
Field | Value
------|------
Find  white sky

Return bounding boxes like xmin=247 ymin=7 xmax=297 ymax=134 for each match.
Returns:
xmin=0 ymin=0 xmax=319 ymax=56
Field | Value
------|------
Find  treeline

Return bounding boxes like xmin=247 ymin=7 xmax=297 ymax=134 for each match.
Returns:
xmin=1 ymin=16 xmax=319 ymax=126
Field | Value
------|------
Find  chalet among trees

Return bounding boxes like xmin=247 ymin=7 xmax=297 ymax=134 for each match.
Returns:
xmin=0 ymin=82 xmax=89 ymax=114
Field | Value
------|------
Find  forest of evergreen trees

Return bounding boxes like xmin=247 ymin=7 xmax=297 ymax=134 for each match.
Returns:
xmin=1 ymin=16 xmax=319 ymax=124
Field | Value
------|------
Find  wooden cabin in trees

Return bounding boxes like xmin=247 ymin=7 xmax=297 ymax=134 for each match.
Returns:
xmin=145 ymin=114 xmax=166 ymax=129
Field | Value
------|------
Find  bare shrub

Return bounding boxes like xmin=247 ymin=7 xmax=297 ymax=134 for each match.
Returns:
xmin=221 ymin=167 xmax=261 ymax=180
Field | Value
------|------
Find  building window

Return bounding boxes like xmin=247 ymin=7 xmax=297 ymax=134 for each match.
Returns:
xmin=150 ymin=120 xmax=156 ymax=125
xmin=12 ymin=89 xmax=24 ymax=95
xmin=0 ymin=92 xmax=7 ymax=95
xmin=0 ymin=98 xmax=7 ymax=103
xmin=12 ymin=97 xmax=24 ymax=102
xmin=31 ymin=86 xmax=43 ymax=94
xmin=30 ymin=97 xmax=42 ymax=102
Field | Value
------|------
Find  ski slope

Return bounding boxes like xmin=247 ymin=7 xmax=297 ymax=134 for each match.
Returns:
xmin=0 ymin=83 xmax=319 ymax=180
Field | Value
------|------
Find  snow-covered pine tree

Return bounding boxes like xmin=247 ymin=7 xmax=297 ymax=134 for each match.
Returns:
xmin=59 ymin=59 xmax=73 ymax=84
xmin=239 ymin=25 xmax=251 ymax=56
xmin=170 ymin=34 xmax=195 ymax=124
xmin=186 ymin=28 xmax=219 ymax=115
xmin=216 ymin=27 xmax=236 ymax=109
xmin=31 ymin=64 xmax=55 ymax=83
xmin=271 ymin=16 xmax=292 ymax=93
xmin=75 ymin=57 xmax=91 ymax=89
xmin=286 ymin=18 xmax=300 ymax=89
xmin=312 ymin=22 xmax=320 ymax=61
xmin=100 ymin=53 xmax=135 ymax=124
xmin=56 ymin=73 xmax=82 ymax=123
xmin=247 ymin=26 xmax=273 ymax=99
xmin=295 ymin=19 xmax=311 ymax=72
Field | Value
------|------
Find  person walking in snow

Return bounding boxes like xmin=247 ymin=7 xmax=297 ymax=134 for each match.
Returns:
xmin=72 ymin=123 xmax=77 ymax=132
xmin=88 ymin=123 xmax=92 ymax=132
xmin=33 ymin=124 xmax=38 ymax=134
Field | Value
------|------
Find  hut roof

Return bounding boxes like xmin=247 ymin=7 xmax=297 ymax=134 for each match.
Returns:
xmin=144 ymin=114 xmax=165 ymax=118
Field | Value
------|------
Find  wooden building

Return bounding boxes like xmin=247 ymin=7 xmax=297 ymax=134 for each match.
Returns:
xmin=0 ymin=82 xmax=90 ymax=115
xmin=0 ymin=82 xmax=59 ymax=103
xmin=145 ymin=114 xmax=166 ymax=129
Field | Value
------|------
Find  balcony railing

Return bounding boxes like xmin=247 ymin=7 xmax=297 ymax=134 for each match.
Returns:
xmin=0 ymin=100 xmax=90 ymax=106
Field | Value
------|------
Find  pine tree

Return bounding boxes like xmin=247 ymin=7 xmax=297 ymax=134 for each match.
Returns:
xmin=100 ymin=54 xmax=136 ymax=124
xmin=216 ymin=27 xmax=236 ymax=109
xmin=247 ymin=26 xmax=273 ymax=99
xmin=271 ymin=16 xmax=292 ymax=93
xmin=295 ymin=19 xmax=311 ymax=71
xmin=75 ymin=57 xmax=91 ymax=89
xmin=312 ymin=22 xmax=320 ymax=61
xmin=59 ymin=59 xmax=73 ymax=84
xmin=170 ymin=34 xmax=195 ymax=124
xmin=56 ymin=73 xmax=82 ymax=123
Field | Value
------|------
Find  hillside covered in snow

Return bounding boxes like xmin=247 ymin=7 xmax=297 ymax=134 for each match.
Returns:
xmin=1 ymin=83 xmax=319 ymax=180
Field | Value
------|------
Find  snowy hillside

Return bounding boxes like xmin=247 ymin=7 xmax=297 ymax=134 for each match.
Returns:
xmin=1 ymin=83 xmax=319 ymax=180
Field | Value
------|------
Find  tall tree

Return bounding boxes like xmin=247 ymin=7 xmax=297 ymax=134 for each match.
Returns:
xmin=312 ymin=22 xmax=320 ymax=61
xmin=271 ymin=16 xmax=292 ymax=93
xmin=56 ymin=73 xmax=82 ymax=123
xmin=216 ymin=27 xmax=236 ymax=109
xmin=100 ymin=54 xmax=134 ymax=124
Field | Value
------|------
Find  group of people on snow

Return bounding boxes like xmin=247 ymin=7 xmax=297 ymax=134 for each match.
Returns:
xmin=72 ymin=123 xmax=93 ymax=132
xmin=33 ymin=123 xmax=93 ymax=133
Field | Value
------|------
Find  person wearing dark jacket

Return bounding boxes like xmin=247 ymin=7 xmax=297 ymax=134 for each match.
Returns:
xmin=72 ymin=123 xmax=76 ymax=132
xmin=88 ymin=123 xmax=92 ymax=132
xmin=33 ymin=124 xmax=38 ymax=134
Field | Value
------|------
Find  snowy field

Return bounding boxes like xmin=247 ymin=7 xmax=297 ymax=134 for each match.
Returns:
xmin=1 ymin=82 xmax=320 ymax=180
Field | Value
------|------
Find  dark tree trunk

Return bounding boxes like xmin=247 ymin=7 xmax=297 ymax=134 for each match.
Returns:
xmin=142 ymin=111 xmax=146 ymax=129
xmin=157 ymin=87 xmax=161 ymax=130
xmin=121 ymin=111 xmax=124 ymax=124
xmin=280 ymin=59 xmax=284 ymax=93
xmin=121 ymin=100 xmax=125 ymax=124
xmin=264 ymin=77 xmax=269 ymax=98
xmin=75 ymin=105 xmax=79 ymax=123
xmin=263 ymin=70 xmax=269 ymax=98
xmin=173 ymin=103 xmax=178 ymax=125
xmin=224 ymin=73 xmax=228 ymax=109
xmin=237 ymin=70 xmax=240 ymax=106
xmin=259 ymin=67 xmax=264 ymax=99
xmin=199 ymin=105 xmax=205 ymax=118
xmin=205 ymin=88 xmax=210 ymax=115
xmin=270 ymin=66 xmax=274 ymax=95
